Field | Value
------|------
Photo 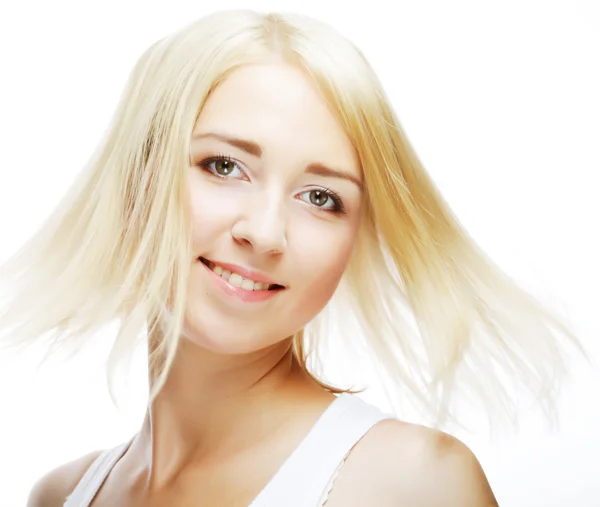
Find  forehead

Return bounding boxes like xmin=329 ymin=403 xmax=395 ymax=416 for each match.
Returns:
xmin=193 ymin=63 xmax=359 ymax=174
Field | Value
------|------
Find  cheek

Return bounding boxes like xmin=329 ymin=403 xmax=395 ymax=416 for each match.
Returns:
xmin=187 ymin=174 xmax=236 ymax=249
xmin=290 ymin=228 xmax=356 ymax=316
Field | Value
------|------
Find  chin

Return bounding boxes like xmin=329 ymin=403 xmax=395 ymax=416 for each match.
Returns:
xmin=180 ymin=315 xmax=290 ymax=356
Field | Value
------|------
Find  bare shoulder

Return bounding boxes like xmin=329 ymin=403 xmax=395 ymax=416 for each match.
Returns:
xmin=327 ymin=419 xmax=498 ymax=507
xmin=26 ymin=449 xmax=103 ymax=507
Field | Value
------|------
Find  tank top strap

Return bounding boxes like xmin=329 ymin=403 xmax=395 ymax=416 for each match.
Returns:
xmin=250 ymin=393 xmax=396 ymax=507
xmin=63 ymin=440 xmax=131 ymax=507
xmin=64 ymin=394 xmax=394 ymax=507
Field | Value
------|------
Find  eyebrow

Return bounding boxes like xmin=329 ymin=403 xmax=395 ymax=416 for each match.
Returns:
xmin=192 ymin=131 xmax=363 ymax=190
xmin=193 ymin=132 xmax=263 ymax=158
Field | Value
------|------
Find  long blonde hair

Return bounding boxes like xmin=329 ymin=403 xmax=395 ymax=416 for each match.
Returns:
xmin=0 ymin=9 xmax=583 ymax=427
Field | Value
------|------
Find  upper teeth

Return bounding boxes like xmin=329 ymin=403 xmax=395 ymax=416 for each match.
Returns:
xmin=211 ymin=265 xmax=272 ymax=291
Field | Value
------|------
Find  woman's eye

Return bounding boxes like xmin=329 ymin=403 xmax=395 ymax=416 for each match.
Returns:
xmin=200 ymin=155 xmax=245 ymax=179
xmin=298 ymin=188 xmax=345 ymax=214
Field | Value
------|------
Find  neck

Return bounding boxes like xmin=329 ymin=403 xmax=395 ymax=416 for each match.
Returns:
xmin=131 ymin=333 xmax=326 ymax=490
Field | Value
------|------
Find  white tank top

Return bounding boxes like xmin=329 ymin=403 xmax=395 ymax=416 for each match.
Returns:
xmin=64 ymin=393 xmax=395 ymax=506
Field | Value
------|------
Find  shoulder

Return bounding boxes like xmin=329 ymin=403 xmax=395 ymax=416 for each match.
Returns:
xmin=329 ymin=419 xmax=498 ymax=506
xmin=373 ymin=420 xmax=498 ymax=506
xmin=26 ymin=450 xmax=103 ymax=507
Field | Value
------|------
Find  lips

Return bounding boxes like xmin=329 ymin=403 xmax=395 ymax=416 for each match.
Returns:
xmin=198 ymin=257 xmax=285 ymax=291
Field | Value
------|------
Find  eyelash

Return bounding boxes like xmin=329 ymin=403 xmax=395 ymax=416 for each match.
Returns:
xmin=197 ymin=153 xmax=346 ymax=215
xmin=200 ymin=153 xmax=243 ymax=179
xmin=309 ymin=186 xmax=346 ymax=215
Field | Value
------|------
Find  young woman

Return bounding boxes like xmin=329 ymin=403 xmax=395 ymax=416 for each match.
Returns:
xmin=1 ymin=9 xmax=580 ymax=507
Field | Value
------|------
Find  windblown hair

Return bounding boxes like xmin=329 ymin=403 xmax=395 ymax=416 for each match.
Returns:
xmin=0 ymin=9 xmax=583 ymax=427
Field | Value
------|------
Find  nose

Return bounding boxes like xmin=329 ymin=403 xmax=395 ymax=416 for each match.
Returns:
xmin=231 ymin=195 xmax=287 ymax=255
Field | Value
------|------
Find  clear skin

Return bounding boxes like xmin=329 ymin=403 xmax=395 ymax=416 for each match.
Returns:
xmin=182 ymin=62 xmax=363 ymax=355
xmin=122 ymin=61 xmax=364 ymax=502
xmin=28 ymin=62 xmax=498 ymax=507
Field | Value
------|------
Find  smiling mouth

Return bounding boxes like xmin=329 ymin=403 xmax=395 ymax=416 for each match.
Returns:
xmin=198 ymin=257 xmax=285 ymax=292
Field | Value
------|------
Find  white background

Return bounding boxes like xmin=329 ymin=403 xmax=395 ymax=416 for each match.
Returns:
xmin=0 ymin=1 xmax=599 ymax=505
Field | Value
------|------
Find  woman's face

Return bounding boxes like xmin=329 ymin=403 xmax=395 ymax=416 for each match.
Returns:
xmin=183 ymin=62 xmax=363 ymax=354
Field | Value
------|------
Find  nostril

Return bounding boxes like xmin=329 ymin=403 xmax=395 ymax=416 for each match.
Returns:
xmin=234 ymin=237 xmax=252 ymax=247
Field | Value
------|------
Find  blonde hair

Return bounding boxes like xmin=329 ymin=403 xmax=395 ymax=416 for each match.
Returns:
xmin=0 ymin=9 xmax=584 ymax=428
